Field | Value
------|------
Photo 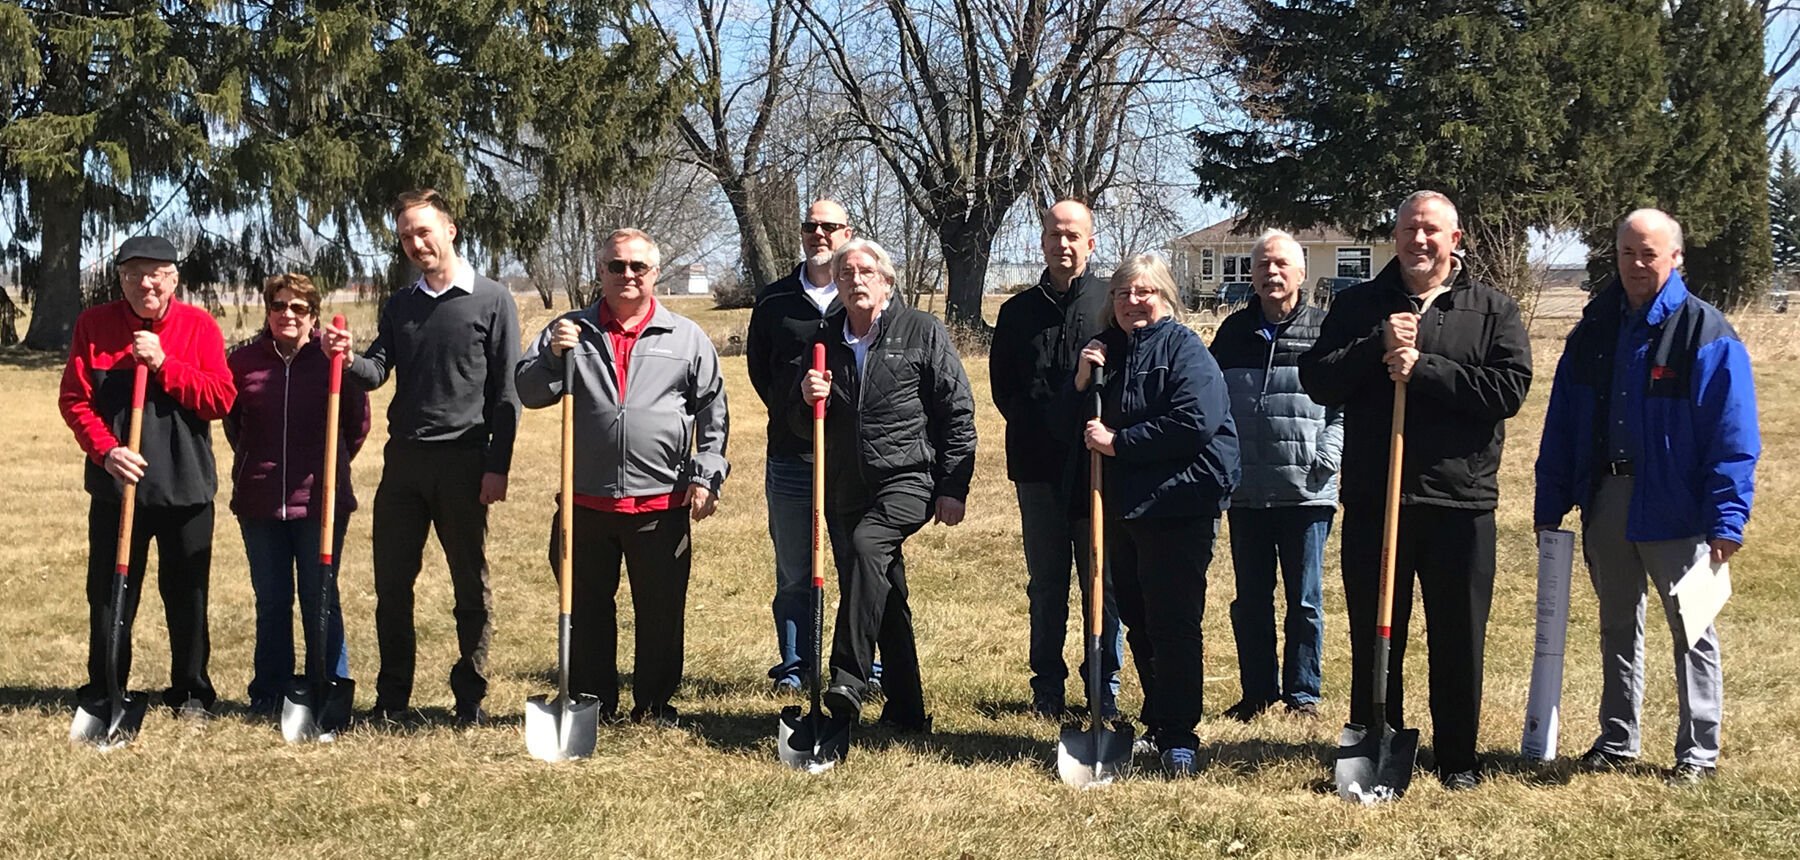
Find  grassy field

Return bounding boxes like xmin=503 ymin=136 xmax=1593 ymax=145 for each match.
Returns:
xmin=2 ymin=292 xmax=1798 ymax=858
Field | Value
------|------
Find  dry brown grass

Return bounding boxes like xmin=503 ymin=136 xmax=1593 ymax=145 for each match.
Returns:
xmin=0 ymin=296 xmax=1797 ymax=858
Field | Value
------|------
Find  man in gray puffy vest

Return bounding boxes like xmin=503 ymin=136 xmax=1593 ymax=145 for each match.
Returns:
xmin=1209 ymin=229 xmax=1343 ymax=721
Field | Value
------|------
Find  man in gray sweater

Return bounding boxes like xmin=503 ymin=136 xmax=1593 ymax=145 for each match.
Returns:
xmin=1208 ymin=229 xmax=1343 ymax=721
xmin=515 ymin=228 xmax=728 ymax=726
xmin=324 ymin=189 xmax=521 ymax=727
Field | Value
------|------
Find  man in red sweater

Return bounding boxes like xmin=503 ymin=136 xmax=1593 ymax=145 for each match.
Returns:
xmin=58 ymin=235 xmax=237 ymax=716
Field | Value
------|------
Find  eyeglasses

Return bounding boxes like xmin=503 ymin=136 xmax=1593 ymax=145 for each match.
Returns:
xmin=266 ymin=300 xmax=315 ymax=316
xmin=605 ymin=259 xmax=654 ymax=275
xmin=801 ymin=221 xmax=848 ymax=235
xmin=1111 ymin=288 xmax=1159 ymax=301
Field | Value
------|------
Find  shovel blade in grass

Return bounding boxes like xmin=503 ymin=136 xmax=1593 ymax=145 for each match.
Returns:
xmin=778 ymin=705 xmax=850 ymax=773
xmin=280 ymin=676 xmax=356 ymax=744
xmin=69 ymin=695 xmax=148 ymax=750
xmin=1334 ymin=721 xmax=1419 ymax=803
xmin=1056 ymin=720 xmax=1135 ymax=788
xmin=525 ymin=694 xmax=601 ymax=762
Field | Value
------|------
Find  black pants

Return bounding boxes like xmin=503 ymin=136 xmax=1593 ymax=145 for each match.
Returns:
xmin=547 ymin=504 xmax=692 ymax=712
xmin=371 ymin=442 xmax=492 ymax=709
xmin=1340 ymin=503 xmax=1496 ymax=774
xmin=826 ymin=473 xmax=932 ymax=725
xmin=82 ymin=499 xmax=215 ymax=708
xmin=1111 ymin=514 xmax=1216 ymax=752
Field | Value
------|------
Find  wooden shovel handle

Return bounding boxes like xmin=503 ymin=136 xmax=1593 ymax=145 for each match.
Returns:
xmin=1377 ymin=380 xmax=1406 ymax=630
xmin=320 ymin=315 xmax=345 ymax=566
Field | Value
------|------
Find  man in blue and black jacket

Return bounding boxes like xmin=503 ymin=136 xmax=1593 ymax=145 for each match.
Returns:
xmin=1535 ymin=208 xmax=1759 ymax=787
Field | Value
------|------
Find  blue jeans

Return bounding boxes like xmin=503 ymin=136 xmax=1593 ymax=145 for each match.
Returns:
xmin=1017 ymin=482 xmax=1121 ymax=709
xmin=766 ymin=455 xmax=815 ymax=683
xmin=240 ymin=516 xmax=352 ymax=707
xmin=1227 ymin=505 xmax=1331 ymax=706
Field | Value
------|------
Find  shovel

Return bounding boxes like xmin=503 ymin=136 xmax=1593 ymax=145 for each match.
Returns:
xmin=282 ymin=315 xmax=357 ymax=743
xmin=71 ymin=319 xmax=154 ymax=749
xmin=780 ymin=342 xmax=851 ymax=772
xmin=1058 ymin=365 xmax=1134 ymax=787
xmin=525 ymin=354 xmax=601 ymax=762
xmin=1335 ymin=378 xmax=1420 ymax=803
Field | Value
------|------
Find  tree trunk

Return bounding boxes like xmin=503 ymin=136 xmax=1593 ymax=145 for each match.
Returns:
xmin=23 ymin=174 xmax=86 ymax=352
xmin=721 ymin=175 xmax=783 ymax=290
xmin=940 ymin=222 xmax=996 ymax=332
xmin=0 ymin=286 xmax=19 ymax=346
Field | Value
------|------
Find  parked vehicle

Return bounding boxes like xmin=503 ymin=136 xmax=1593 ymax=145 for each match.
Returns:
xmin=1312 ymin=276 xmax=1361 ymax=308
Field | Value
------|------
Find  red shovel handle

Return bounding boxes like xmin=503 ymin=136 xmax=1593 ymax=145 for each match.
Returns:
xmin=319 ymin=314 xmax=346 ymax=566
xmin=114 ymin=322 xmax=153 ymax=578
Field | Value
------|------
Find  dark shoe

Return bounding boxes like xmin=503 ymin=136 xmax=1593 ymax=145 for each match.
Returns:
xmin=1666 ymin=763 xmax=1716 ymax=787
xmin=1028 ymin=697 xmax=1067 ymax=720
xmin=823 ymin=684 xmax=862 ymax=721
xmin=1284 ymin=700 xmax=1320 ymax=719
xmin=1577 ymin=748 xmax=1636 ymax=773
xmin=876 ymin=712 xmax=932 ymax=734
xmin=1440 ymin=769 xmax=1482 ymax=791
xmin=453 ymin=702 xmax=487 ymax=728
xmin=1222 ymin=698 xmax=1275 ymax=722
xmin=631 ymin=703 xmax=682 ymax=728
xmin=1161 ymin=746 xmax=1198 ymax=777
xmin=247 ymin=697 xmax=280 ymax=718
xmin=361 ymin=705 xmax=407 ymax=728
xmin=770 ymin=676 xmax=804 ymax=697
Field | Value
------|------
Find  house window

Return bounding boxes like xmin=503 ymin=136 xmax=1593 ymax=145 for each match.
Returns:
xmin=1337 ymin=247 xmax=1372 ymax=280
xmin=1201 ymin=249 xmax=1214 ymax=281
xmin=1222 ymin=254 xmax=1237 ymax=280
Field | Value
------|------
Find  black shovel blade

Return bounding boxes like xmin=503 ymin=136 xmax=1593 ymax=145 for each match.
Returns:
xmin=1335 ymin=721 xmax=1420 ymax=803
xmin=69 ymin=694 xmax=148 ymax=749
xmin=280 ymin=675 xmax=356 ymax=743
xmin=778 ymin=704 xmax=851 ymax=773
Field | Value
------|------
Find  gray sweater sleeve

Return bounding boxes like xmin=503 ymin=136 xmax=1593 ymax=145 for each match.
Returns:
xmin=687 ymin=325 xmax=731 ymax=493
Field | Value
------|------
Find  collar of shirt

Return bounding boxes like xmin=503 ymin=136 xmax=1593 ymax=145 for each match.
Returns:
xmin=414 ymin=259 xmax=475 ymax=298
xmin=843 ymin=313 xmax=882 ymax=376
xmin=799 ymin=265 xmax=838 ymax=311
xmin=597 ymin=297 xmax=658 ymax=335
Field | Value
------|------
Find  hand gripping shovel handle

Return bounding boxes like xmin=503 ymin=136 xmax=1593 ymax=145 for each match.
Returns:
xmin=557 ymin=355 xmax=577 ymax=702
xmin=314 ymin=315 xmax=346 ymax=692
xmin=107 ymin=318 xmax=153 ymax=728
xmin=810 ymin=343 xmax=827 ymax=734
xmin=1373 ymin=380 xmax=1406 ymax=714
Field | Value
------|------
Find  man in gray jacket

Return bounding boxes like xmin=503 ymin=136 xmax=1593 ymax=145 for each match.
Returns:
xmin=1208 ymin=229 xmax=1343 ymax=720
xmin=514 ymin=228 xmax=729 ymax=726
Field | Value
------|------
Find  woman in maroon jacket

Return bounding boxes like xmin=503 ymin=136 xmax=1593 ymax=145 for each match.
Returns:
xmin=225 ymin=274 xmax=371 ymax=715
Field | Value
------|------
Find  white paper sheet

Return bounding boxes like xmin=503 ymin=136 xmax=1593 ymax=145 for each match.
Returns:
xmin=1670 ymin=560 xmax=1732 ymax=649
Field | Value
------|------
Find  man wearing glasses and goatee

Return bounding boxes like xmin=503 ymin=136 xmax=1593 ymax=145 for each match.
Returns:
xmin=745 ymin=199 xmax=869 ymax=695
xmin=515 ymin=228 xmax=729 ymax=727
xmin=323 ymin=189 xmax=521 ymax=728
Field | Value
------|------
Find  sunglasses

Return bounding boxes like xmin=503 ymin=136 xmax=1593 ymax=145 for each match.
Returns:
xmin=266 ymin=300 xmax=315 ymax=315
xmin=605 ymin=259 xmax=654 ymax=275
xmin=801 ymin=221 xmax=848 ymax=235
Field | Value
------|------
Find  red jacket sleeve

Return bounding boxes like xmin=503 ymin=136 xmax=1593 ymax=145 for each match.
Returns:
xmin=58 ymin=313 xmax=120 ymax=464
xmin=156 ymin=306 xmax=236 ymax=419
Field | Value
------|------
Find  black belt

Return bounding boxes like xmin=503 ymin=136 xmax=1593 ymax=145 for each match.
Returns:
xmin=1603 ymin=460 xmax=1634 ymax=477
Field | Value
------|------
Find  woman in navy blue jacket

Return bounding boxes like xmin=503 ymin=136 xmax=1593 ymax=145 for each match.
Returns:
xmin=225 ymin=274 xmax=371 ymax=715
xmin=1067 ymin=253 xmax=1239 ymax=775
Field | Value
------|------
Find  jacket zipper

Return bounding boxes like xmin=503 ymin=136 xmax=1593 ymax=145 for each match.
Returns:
xmin=274 ymin=340 xmax=295 ymax=521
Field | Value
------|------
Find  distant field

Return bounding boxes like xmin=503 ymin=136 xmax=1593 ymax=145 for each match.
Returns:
xmin=1 ymin=291 xmax=1796 ymax=858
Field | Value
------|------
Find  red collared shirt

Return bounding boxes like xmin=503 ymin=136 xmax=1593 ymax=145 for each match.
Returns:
xmin=574 ymin=299 xmax=684 ymax=514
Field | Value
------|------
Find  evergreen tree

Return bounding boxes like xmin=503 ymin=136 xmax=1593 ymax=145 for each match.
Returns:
xmin=1194 ymin=0 xmax=1667 ymax=299
xmin=1661 ymin=0 xmax=1772 ymax=308
xmin=1770 ymin=147 xmax=1800 ymax=275
xmin=2 ymin=1 xmax=685 ymax=351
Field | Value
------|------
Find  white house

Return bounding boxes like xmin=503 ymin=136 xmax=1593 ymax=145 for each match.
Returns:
xmin=1166 ymin=216 xmax=1396 ymax=308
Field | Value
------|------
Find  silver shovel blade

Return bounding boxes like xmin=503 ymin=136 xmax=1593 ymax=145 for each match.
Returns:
xmin=1334 ymin=722 xmax=1420 ymax=804
xmin=69 ymin=695 xmax=148 ymax=750
xmin=281 ymin=677 xmax=355 ymax=744
xmin=525 ymin=694 xmax=601 ymax=762
xmin=777 ymin=705 xmax=850 ymax=773
xmin=1056 ymin=720 xmax=1135 ymax=788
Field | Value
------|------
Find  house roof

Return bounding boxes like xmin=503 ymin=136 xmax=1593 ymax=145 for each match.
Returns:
xmin=1170 ymin=215 xmax=1365 ymax=247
